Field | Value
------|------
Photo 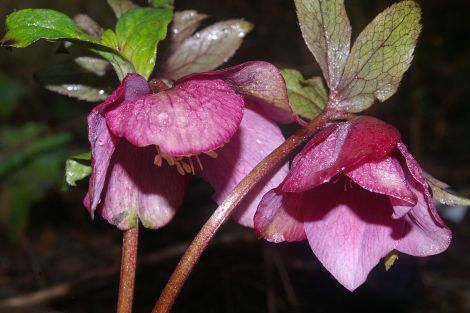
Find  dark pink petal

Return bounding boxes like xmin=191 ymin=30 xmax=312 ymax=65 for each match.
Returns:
xmin=99 ymin=140 xmax=188 ymax=230
xmin=197 ymin=105 xmax=289 ymax=227
xmin=346 ymin=153 xmax=417 ymax=218
xmin=283 ymin=116 xmax=400 ymax=192
xmin=303 ymin=178 xmax=397 ymax=291
xmin=106 ymin=79 xmax=244 ymax=156
xmin=396 ymin=142 xmax=446 ymax=226
xmin=86 ymin=74 xmax=150 ymax=213
xmin=178 ymin=61 xmax=295 ymax=124
xmin=254 ymin=189 xmax=306 ymax=242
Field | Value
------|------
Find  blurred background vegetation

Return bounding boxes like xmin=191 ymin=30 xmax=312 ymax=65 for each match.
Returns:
xmin=0 ymin=1 xmax=469 ymax=312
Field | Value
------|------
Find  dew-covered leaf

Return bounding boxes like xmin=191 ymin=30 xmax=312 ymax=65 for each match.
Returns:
xmin=160 ymin=19 xmax=253 ymax=80
xmin=294 ymin=0 xmax=351 ymax=89
xmin=427 ymin=178 xmax=470 ymax=207
xmin=107 ymin=0 xmax=138 ymax=18
xmin=281 ymin=69 xmax=327 ymax=120
xmin=170 ymin=10 xmax=209 ymax=48
xmin=106 ymin=7 xmax=173 ymax=79
xmin=65 ymin=152 xmax=92 ymax=186
xmin=335 ymin=1 xmax=421 ymax=112
xmin=35 ymin=57 xmax=116 ymax=102
xmin=73 ymin=14 xmax=103 ymax=39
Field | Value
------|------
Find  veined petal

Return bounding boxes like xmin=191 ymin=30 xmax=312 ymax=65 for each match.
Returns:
xmin=106 ymin=79 xmax=244 ymax=156
xmin=99 ymin=140 xmax=188 ymax=230
xmin=303 ymin=177 xmax=397 ymax=291
xmin=198 ymin=104 xmax=289 ymax=227
xmin=178 ymin=61 xmax=295 ymax=124
xmin=346 ymin=152 xmax=417 ymax=218
xmin=254 ymin=188 xmax=306 ymax=242
xmin=283 ymin=116 xmax=400 ymax=192
xmin=86 ymin=74 xmax=150 ymax=213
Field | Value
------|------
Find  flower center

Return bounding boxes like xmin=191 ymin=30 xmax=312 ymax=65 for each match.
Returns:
xmin=153 ymin=147 xmax=218 ymax=175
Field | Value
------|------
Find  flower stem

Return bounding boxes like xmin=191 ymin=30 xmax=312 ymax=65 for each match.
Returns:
xmin=117 ymin=226 xmax=139 ymax=313
xmin=152 ymin=110 xmax=342 ymax=313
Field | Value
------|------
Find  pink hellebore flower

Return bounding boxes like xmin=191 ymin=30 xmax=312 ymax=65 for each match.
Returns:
xmin=84 ymin=61 xmax=292 ymax=230
xmin=255 ymin=116 xmax=451 ymax=291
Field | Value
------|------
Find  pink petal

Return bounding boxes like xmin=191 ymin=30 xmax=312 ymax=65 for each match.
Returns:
xmin=303 ymin=177 xmax=397 ymax=291
xmin=197 ymin=104 xmax=289 ymax=227
xmin=394 ymin=143 xmax=451 ymax=255
xmin=99 ymin=140 xmax=188 ymax=230
xmin=106 ymin=79 xmax=244 ymax=156
xmin=283 ymin=116 xmax=400 ymax=192
xmin=346 ymin=153 xmax=417 ymax=218
xmin=178 ymin=61 xmax=295 ymax=124
xmin=86 ymin=74 xmax=151 ymax=213
xmin=254 ymin=188 xmax=306 ymax=242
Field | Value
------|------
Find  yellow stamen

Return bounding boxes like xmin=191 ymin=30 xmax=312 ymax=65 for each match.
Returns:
xmin=204 ymin=151 xmax=218 ymax=159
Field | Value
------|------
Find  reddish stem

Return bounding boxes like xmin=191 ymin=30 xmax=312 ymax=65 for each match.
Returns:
xmin=117 ymin=226 xmax=139 ymax=313
xmin=152 ymin=110 xmax=342 ymax=313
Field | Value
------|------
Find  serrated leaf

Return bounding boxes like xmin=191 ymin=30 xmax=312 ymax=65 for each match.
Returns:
xmin=106 ymin=7 xmax=173 ymax=79
xmin=107 ymin=0 xmax=138 ymax=18
xmin=73 ymin=14 xmax=103 ymax=39
xmin=427 ymin=178 xmax=470 ymax=207
xmin=161 ymin=19 xmax=253 ymax=80
xmin=281 ymin=69 xmax=326 ymax=120
xmin=65 ymin=153 xmax=92 ymax=186
xmin=294 ymin=0 xmax=351 ymax=89
xmin=35 ymin=58 xmax=116 ymax=102
xmin=336 ymin=1 xmax=421 ymax=112
xmin=170 ymin=10 xmax=209 ymax=48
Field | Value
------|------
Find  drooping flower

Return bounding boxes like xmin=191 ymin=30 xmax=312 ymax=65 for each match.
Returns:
xmin=84 ymin=61 xmax=293 ymax=229
xmin=254 ymin=116 xmax=451 ymax=291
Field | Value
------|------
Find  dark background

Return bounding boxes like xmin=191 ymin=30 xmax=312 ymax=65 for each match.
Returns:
xmin=0 ymin=1 xmax=469 ymax=312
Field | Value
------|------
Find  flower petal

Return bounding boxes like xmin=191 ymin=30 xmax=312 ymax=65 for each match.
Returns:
xmin=283 ymin=116 xmax=400 ymax=192
xmin=178 ymin=61 xmax=295 ymax=124
xmin=346 ymin=153 xmax=417 ymax=218
xmin=303 ymin=177 xmax=397 ymax=291
xmin=106 ymin=78 xmax=244 ymax=156
xmin=254 ymin=188 xmax=306 ymax=242
xmin=99 ymin=140 xmax=188 ymax=230
xmin=85 ymin=74 xmax=150 ymax=213
xmin=197 ymin=104 xmax=289 ymax=227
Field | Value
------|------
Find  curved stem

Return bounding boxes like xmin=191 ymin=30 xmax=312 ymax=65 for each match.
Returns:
xmin=152 ymin=110 xmax=341 ymax=313
xmin=117 ymin=226 xmax=139 ymax=313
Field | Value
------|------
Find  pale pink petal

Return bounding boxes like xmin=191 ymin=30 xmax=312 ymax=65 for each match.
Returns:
xmin=283 ymin=116 xmax=400 ymax=192
xmin=106 ymin=79 xmax=244 ymax=156
xmin=346 ymin=153 xmax=417 ymax=218
xmin=197 ymin=105 xmax=289 ymax=227
xmin=303 ymin=177 xmax=397 ymax=291
xmin=99 ymin=140 xmax=188 ymax=230
xmin=178 ymin=61 xmax=295 ymax=124
xmin=254 ymin=188 xmax=306 ymax=242
xmin=86 ymin=74 xmax=150 ymax=213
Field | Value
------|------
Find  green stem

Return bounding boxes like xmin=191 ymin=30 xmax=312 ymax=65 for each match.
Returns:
xmin=152 ymin=110 xmax=342 ymax=313
xmin=117 ymin=226 xmax=139 ymax=313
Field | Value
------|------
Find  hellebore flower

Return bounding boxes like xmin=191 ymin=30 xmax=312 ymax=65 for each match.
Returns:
xmin=255 ymin=116 xmax=451 ymax=291
xmin=84 ymin=61 xmax=292 ymax=229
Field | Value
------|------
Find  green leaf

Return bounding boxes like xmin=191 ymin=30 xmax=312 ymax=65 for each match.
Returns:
xmin=108 ymin=7 xmax=173 ymax=79
xmin=0 ymin=9 xmax=99 ymax=48
xmin=427 ymin=178 xmax=470 ymax=207
xmin=281 ymin=69 xmax=326 ymax=120
xmin=336 ymin=1 xmax=421 ymax=112
xmin=294 ymin=0 xmax=351 ymax=89
xmin=107 ymin=0 xmax=138 ymax=18
xmin=161 ymin=19 xmax=253 ymax=80
xmin=65 ymin=153 xmax=92 ymax=187
xmin=149 ymin=0 xmax=174 ymax=9
xmin=35 ymin=57 xmax=116 ymax=102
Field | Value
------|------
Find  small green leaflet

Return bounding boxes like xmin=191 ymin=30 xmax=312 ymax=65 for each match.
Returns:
xmin=294 ymin=1 xmax=422 ymax=113
xmin=281 ymin=69 xmax=326 ymax=120
xmin=103 ymin=7 xmax=173 ymax=79
xmin=65 ymin=152 xmax=92 ymax=187
xmin=149 ymin=0 xmax=174 ymax=9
